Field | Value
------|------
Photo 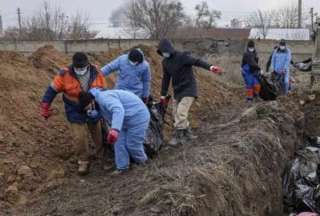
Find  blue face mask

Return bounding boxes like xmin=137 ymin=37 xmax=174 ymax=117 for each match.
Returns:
xmin=87 ymin=109 xmax=99 ymax=119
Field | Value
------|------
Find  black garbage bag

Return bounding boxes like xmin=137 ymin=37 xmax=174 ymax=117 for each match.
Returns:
xmin=283 ymin=141 xmax=320 ymax=214
xmin=101 ymin=95 xmax=170 ymax=158
xmin=143 ymin=96 xmax=170 ymax=157
xmin=293 ymin=58 xmax=313 ymax=72
xmin=257 ymin=73 xmax=278 ymax=101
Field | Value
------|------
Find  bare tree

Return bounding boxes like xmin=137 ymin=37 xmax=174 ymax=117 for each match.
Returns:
xmin=23 ymin=1 xmax=69 ymax=40
xmin=230 ymin=18 xmax=241 ymax=28
xmin=125 ymin=0 xmax=186 ymax=39
xmin=246 ymin=10 xmax=272 ymax=39
xmin=1 ymin=27 xmax=20 ymax=40
xmin=195 ymin=1 xmax=221 ymax=29
xmin=67 ymin=13 xmax=98 ymax=40
xmin=109 ymin=6 xmax=128 ymax=27
xmin=3 ymin=1 xmax=97 ymax=40
xmin=246 ymin=4 xmax=309 ymax=35
xmin=272 ymin=5 xmax=308 ymax=28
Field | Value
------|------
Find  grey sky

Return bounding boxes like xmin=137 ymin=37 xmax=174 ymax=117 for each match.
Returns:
xmin=1 ymin=0 xmax=319 ymax=28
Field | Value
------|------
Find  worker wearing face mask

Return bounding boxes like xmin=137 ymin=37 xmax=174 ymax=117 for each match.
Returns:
xmin=271 ymin=39 xmax=292 ymax=95
xmin=157 ymin=38 xmax=223 ymax=146
xmin=40 ymin=52 xmax=106 ymax=175
xmin=101 ymin=49 xmax=151 ymax=103
xmin=241 ymin=40 xmax=261 ymax=103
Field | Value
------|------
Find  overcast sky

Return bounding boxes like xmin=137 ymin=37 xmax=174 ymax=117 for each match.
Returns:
xmin=1 ymin=0 xmax=320 ymax=28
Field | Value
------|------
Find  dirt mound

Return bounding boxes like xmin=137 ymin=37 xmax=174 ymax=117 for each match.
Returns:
xmin=29 ymin=45 xmax=70 ymax=75
xmin=0 ymin=50 xmax=75 ymax=212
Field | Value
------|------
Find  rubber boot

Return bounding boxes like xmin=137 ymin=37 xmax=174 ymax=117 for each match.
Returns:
xmin=168 ymin=129 xmax=184 ymax=146
xmin=184 ymin=128 xmax=198 ymax=141
xmin=111 ymin=169 xmax=128 ymax=176
xmin=78 ymin=160 xmax=90 ymax=176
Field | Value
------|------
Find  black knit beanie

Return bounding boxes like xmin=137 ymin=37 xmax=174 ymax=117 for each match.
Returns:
xmin=73 ymin=52 xmax=89 ymax=68
xmin=128 ymin=49 xmax=143 ymax=64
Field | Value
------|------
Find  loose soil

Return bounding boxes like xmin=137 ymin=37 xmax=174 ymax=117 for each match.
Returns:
xmin=0 ymin=45 xmax=311 ymax=216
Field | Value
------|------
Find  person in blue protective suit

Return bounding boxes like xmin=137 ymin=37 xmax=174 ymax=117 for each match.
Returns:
xmin=241 ymin=40 xmax=261 ymax=104
xmin=79 ymin=88 xmax=150 ymax=174
xmin=101 ymin=48 xmax=151 ymax=103
xmin=271 ymin=39 xmax=292 ymax=95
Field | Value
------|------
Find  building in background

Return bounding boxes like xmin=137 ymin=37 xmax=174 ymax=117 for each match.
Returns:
xmin=91 ymin=24 xmax=147 ymax=39
xmin=249 ymin=28 xmax=310 ymax=41
xmin=169 ymin=27 xmax=251 ymax=40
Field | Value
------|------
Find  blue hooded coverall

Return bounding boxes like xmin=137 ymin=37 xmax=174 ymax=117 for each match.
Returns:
xmin=271 ymin=48 xmax=292 ymax=95
xmin=89 ymin=88 xmax=150 ymax=170
xmin=101 ymin=53 xmax=151 ymax=98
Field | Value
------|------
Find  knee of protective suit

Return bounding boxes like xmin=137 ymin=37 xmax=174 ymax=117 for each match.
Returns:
xmin=125 ymin=125 xmax=148 ymax=163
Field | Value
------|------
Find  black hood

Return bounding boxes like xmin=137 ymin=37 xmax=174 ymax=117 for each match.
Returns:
xmin=157 ymin=39 xmax=175 ymax=56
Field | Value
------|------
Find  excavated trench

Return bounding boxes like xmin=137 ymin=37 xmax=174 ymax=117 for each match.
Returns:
xmin=10 ymin=98 xmax=309 ymax=216
xmin=0 ymin=45 xmax=317 ymax=216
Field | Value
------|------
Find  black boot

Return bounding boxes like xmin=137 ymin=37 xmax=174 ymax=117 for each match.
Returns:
xmin=184 ymin=128 xmax=198 ymax=141
xmin=168 ymin=129 xmax=184 ymax=146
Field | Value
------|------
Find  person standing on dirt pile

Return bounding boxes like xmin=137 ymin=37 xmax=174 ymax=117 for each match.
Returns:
xmin=40 ymin=52 xmax=106 ymax=176
xmin=101 ymin=48 xmax=151 ymax=103
xmin=271 ymin=39 xmax=292 ymax=95
xmin=79 ymin=88 xmax=150 ymax=174
xmin=157 ymin=38 xmax=223 ymax=146
xmin=241 ymin=40 xmax=261 ymax=104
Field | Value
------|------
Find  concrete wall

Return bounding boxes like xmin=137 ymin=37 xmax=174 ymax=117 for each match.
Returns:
xmin=0 ymin=39 xmax=315 ymax=60
xmin=0 ymin=39 xmax=158 ymax=54
xmin=175 ymin=39 xmax=314 ymax=60
xmin=254 ymin=40 xmax=314 ymax=55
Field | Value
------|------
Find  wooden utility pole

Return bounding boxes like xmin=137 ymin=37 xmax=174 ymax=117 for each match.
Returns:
xmin=17 ymin=8 xmax=22 ymax=37
xmin=311 ymin=8 xmax=314 ymax=31
xmin=0 ymin=15 xmax=3 ymax=36
xmin=298 ymin=0 xmax=302 ymax=28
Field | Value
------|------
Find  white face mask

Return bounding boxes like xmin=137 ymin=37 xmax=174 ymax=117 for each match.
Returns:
xmin=74 ymin=66 xmax=88 ymax=76
xmin=280 ymin=46 xmax=286 ymax=50
xmin=248 ymin=48 xmax=255 ymax=52
xmin=129 ymin=60 xmax=138 ymax=66
xmin=163 ymin=52 xmax=170 ymax=58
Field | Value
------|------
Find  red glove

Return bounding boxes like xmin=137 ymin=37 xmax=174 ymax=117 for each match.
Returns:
xmin=142 ymin=97 xmax=149 ymax=104
xmin=210 ymin=66 xmax=223 ymax=74
xmin=40 ymin=102 xmax=52 ymax=120
xmin=107 ymin=129 xmax=119 ymax=145
xmin=160 ymin=96 xmax=169 ymax=106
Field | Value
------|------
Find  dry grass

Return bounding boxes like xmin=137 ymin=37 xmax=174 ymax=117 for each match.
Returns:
xmin=208 ymin=55 xmax=243 ymax=86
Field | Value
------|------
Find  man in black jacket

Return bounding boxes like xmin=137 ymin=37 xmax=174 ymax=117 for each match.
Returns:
xmin=157 ymin=39 xmax=223 ymax=146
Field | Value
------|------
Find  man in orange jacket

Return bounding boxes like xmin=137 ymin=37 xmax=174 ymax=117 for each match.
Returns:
xmin=40 ymin=52 xmax=106 ymax=175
